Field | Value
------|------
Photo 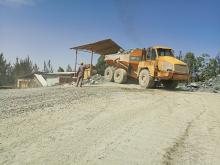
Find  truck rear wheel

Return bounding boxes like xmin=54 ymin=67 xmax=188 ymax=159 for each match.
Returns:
xmin=104 ymin=66 xmax=115 ymax=82
xmin=114 ymin=68 xmax=127 ymax=84
xmin=162 ymin=80 xmax=178 ymax=89
xmin=139 ymin=69 xmax=155 ymax=88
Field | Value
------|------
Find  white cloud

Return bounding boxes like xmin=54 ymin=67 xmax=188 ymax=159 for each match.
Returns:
xmin=0 ymin=0 xmax=35 ymax=6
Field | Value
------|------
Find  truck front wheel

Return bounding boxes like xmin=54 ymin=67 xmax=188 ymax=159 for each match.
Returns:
xmin=162 ymin=80 xmax=178 ymax=89
xmin=138 ymin=69 xmax=155 ymax=88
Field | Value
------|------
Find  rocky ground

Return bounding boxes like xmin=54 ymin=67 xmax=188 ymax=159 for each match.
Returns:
xmin=1 ymin=83 xmax=220 ymax=165
xmin=178 ymin=75 xmax=220 ymax=93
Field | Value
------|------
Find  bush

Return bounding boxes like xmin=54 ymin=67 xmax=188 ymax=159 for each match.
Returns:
xmin=96 ymin=56 xmax=107 ymax=75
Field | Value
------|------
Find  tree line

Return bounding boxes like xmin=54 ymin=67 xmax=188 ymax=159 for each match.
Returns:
xmin=1 ymin=51 xmax=220 ymax=86
xmin=0 ymin=53 xmax=73 ymax=86
xmin=181 ymin=52 xmax=220 ymax=81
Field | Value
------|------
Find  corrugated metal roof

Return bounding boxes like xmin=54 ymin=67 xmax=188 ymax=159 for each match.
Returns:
xmin=70 ymin=39 xmax=123 ymax=55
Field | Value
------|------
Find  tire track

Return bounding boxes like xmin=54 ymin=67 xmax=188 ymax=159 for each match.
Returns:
xmin=162 ymin=108 xmax=207 ymax=165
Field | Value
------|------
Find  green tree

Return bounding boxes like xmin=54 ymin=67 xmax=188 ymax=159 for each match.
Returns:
xmin=33 ymin=63 xmax=39 ymax=72
xmin=43 ymin=60 xmax=53 ymax=73
xmin=0 ymin=53 xmax=11 ymax=86
xmin=57 ymin=67 xmax=64 ymax=72
xmin=96 ymin=55 xmax=106 ymax=75
xmin=11 ymin=56 xmax=34 ymax=84
xmin=207 ymin=58 xmax=218 ymax=77
xmin=66 ymin=64 xmax=72 ymax=72
xmin=195 ymin=54 xmax=209 ymax=81
xmin=43 ymin=61 xmax=49 ymax=73
xmin=194 ymin=53 xmax=219 ymax=81
xmin=184 ymin=52 xmax=197 ymax=76
xmin=216 ymin=53 xmax=220 ymax=74
xmin=47 ymin=60 xmax=53 ymax=73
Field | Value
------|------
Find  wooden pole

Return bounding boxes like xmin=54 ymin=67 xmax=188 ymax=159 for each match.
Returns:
xmin=90 ymin=50 xmax=93 ymax=76
xmin=74 ymin=49 xmax=78 ymax=77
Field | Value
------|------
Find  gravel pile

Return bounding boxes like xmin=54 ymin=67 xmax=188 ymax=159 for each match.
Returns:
xmin=84 ymin=74 xmax=105 ymax=85
xmin=179 ymin=75 xmax=220 ymax=93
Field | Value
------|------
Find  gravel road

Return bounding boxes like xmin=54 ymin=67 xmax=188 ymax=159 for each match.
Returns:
xmin=0 ymin=84 xmax=220 ymax=165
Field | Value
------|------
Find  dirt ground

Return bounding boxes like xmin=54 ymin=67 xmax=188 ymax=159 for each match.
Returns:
xmin=1 ymin=83 xmax=220 ymax=165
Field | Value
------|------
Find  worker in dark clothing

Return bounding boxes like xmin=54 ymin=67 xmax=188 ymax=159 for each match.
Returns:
xmin=76 ymin=62 xmax=85 ymax=87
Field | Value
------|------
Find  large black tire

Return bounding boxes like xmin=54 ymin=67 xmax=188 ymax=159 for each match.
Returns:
xmin=162 ymin=80 xmax=178 ymax=89
xmin=138 ymin=69 xmax=155 ymax=88
xmin=114 ymin=68 xmax=127 ymax=84
xmin=104 ymin=66 xmax=115 ymax=82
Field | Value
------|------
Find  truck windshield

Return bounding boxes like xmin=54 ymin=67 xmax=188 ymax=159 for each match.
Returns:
xmin=157 ymin=48 xmax=174 ymax=56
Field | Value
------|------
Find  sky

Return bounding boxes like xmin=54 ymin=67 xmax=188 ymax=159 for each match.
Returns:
xmin=0 ymin=0 xmax=220 ymax=70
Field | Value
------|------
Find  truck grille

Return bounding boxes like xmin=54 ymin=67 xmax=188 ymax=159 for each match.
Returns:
xmin=174 ymin=65 xmax=188 ymax=74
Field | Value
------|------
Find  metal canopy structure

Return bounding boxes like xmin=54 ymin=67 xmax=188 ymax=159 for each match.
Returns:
xmin=70 ymin=39 xmax=123 ymax=55
xmin=70 ymin=39 xmax=123 ymax=76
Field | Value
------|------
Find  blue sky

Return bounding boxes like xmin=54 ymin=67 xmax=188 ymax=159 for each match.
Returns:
xmin=0 ymin=0 xmax=220 ymax=70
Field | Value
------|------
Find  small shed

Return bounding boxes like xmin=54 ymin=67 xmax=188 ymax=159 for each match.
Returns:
xmin=17 ymin=72 xmax=47 ymax=88
xmin=44 ymin=72 xmax=76 ymax=86
xmin=17 ymin=72 xmax=77 ymax=88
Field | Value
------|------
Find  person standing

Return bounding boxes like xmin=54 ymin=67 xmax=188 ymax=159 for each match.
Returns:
xmin=76 ymin=62 xmax=85 ymax=87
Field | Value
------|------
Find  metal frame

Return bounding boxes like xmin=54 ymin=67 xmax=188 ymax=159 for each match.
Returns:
xmin=72 ymin=48 xmax=94 ymax=77
xmin=70 ymin=39 xmax=123 ymax=77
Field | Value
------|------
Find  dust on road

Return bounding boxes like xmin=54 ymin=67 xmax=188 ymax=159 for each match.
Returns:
xmin=0 ymin=85 xmax=220 ymax=165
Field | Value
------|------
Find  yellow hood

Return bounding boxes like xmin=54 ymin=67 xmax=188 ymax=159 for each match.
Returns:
xmin=158 ymin=56 xmax=186 ymax=65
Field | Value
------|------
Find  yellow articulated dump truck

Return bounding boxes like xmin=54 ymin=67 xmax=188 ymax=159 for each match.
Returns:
xmin=104 ymin=46 xmax=189 ymax=89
